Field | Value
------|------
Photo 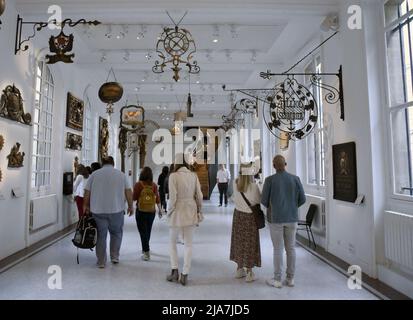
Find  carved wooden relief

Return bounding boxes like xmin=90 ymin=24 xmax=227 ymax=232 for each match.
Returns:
xmin=0 ymin=84 xmax=32 ymax=125
xmin=98 ymin=117 xmax=109 ymax=163
xmin=7 ymin=142 xmax=25 ymax=168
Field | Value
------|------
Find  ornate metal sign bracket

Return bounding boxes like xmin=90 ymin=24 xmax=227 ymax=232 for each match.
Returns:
xmin=15 ymin=14 xmax=100 ymax=59
xmin=222 ymin=65 xmax=344 ymax=141
xmin=259 ymin=65 xmax=344 ymax=120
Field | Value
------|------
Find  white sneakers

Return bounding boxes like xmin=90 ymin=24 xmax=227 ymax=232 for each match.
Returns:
xmin=266 ymin=279 xmax=282 ymax=288
xmin=283 ymin=278 xmax=295 ymax=287
xmin=235 ymin=268 xmax=246 ymax=279
xmin=266 ymin=278 xmax=295 ymax=288
xmin=235 ymin=268 xmax=255 ymax=282
xmin=245 ymin=270 xmax=255 ymax=282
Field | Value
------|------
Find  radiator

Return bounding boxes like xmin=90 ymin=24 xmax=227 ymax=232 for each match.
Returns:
xmin=384 ymin=211 xmax=413 ymax=270
xmin=30 ymin=194 xmax=58 ymax=233
xmin=299 ymin=194 xmax=326 ymax=233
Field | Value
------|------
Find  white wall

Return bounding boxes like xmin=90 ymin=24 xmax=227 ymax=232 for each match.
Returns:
xmin=0 ymin=0 xmax=101 ymax=259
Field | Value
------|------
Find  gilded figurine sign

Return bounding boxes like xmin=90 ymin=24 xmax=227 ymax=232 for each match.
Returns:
xmin=0 ymin=84 xmax=32 ymax=125
xmin=46 ymin=30 xmax=75 ymax=64
xmin=66 ymin=92 xmax=84 ymax=131
xmin=98 ymin=117 xmax=109 ymax=163
xmin=7 ymin=142 xmax=25 ymax=168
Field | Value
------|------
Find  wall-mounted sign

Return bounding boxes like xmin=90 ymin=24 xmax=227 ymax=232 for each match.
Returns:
xmin=332 ymin=142 xmax=358 ymax=203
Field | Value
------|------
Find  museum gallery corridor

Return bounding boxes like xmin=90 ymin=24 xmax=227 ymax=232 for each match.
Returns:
xmin=0 ymin=196 xmax=377 ymax=300
xmin=0 ymin=0 xmax=413 ymax=305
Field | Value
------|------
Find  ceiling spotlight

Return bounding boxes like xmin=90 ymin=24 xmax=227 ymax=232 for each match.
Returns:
xmin=251 ymin=50 xmax=258 ymax=63
xmin=157 ymin=105 xmax=161 ymax=109
xmin=230 ymin=25 xmax=239 ymax=39
xmin=137 ymin=24 xmax=147 ymax=39
xmin=100 ymin=51 xmax=107 ymax=62
xmin=211 ymin=96 xmax=215 ymax=104
xmin=196 ymin=80 xmax=200 ymax=84
xmin=104 ymin=25 xmax=113 ymax=39
xmin=225 ymin=49 xmax=232 ymax=62
xmin=145 ymin=50 xmax=152 ymax=60
xmin=212 ymin=25 xmax=220 ymax=43
xmin=123 ymin=50 xmax=130 ymax=62
xmin=135 ymin=85 xmax=140 ymax=92
xmin=161 ymin=85 xmax=166 ymax=91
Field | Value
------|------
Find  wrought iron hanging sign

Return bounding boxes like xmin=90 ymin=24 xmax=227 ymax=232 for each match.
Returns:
xmin=223 ymin=66 xmax=343 ymax=141
xmin=14 ymin=14 xmax=100 ymax=63
xmin=221 ymin=98 xmax=257 ymax=132
xmin=152 ymin=11 xmax=200 ymax=82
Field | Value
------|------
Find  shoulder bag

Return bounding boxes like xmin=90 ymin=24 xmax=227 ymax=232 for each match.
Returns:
xmin=240 ymin=192 xmax=265 ymax=229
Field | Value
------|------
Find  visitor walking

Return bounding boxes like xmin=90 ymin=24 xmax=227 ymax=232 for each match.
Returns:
xmin=166 ymin=154 xmax=203 ymax=286
xmin=84 ymin=156 xmax=133 ymax=268
xmin=261 ymin=155 xmax=306 ymax=288
xmin=217 ymin=164 xmax=231 ymax=207
xmin=133 ymin=167 xmax=161 ymax=261
xmin=157 ymin=166 xmax=169 ymax=213
xmin=230 ymin=163 xmax=262 ymax=282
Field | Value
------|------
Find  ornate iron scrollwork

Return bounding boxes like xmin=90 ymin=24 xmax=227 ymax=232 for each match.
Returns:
xmin=263 ymin=76 xmax=318 ymax=141
xmin=221 ymin=98 xmax=257 ymax=132
xmin=152 ymin=25 xmax=200 ymax=82
xmin=223 ymin=66 xmax=344 ymax=141
xmin=15 ymin=14 xmax=100 ymax=62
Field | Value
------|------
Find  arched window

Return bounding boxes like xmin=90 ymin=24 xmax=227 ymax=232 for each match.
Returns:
xmin=31 ymin=60 xmax=54 ymax=191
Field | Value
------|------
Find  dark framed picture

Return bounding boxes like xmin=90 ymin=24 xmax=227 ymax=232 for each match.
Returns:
xmin=332 ymin=142 xmax=358 ymax=202
xmin=98 ymin=117 xmax=109 ymax=163
xmin=65 ymin=132 xmax=82 ymax=151
xmin=66 ymin=92 xmax=84 ymax=131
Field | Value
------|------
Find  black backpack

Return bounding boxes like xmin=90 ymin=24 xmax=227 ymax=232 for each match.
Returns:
xmin=72 ymin=215 xmax=97 ymax=264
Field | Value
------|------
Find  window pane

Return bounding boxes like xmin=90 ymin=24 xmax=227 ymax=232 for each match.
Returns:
xmin=387 ymin=27 xmax=409 ymax=106
xmin=307 ymin=133 xmax=317 ymax=185
xmin=391 ymin=106 xmax=413 ymax=195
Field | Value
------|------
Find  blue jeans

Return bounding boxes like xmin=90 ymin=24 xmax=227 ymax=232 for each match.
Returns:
xmin=93 ymin=212 xmax=124 ymax=265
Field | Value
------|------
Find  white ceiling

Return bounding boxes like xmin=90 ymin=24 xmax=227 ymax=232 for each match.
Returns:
xmin=16 ymin=0 xmax=340 ymax=126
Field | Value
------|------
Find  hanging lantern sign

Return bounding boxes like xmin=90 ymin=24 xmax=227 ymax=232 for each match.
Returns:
xmin=98 ymin=68 xmax=123 ymax=115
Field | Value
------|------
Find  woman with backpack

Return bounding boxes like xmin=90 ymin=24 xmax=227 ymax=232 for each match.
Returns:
xmin=133 ymin=167 xmax=161 ymax=261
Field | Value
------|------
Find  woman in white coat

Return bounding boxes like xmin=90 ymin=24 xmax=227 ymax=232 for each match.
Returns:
xmin=166 ymin=154 xmax=203 ymax=286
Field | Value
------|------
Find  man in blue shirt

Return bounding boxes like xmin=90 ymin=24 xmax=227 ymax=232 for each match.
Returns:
xmin=261 ymin=155 xmax=306 ymax=288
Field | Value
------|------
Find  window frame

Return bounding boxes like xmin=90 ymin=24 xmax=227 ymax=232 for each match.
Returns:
xmin=384 ymin=0 xmax=413 ymax=202
xmin=82 ymin=96 xmax=93 ymax=166
xmin=303 ymin=54 xmax=326 ymax=191
xmin=31 ymin=60 xmax=54 ymax=195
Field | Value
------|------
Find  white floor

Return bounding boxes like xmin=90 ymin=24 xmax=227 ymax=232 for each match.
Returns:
xmin=0 ymin=194 xmax=378 ymax=300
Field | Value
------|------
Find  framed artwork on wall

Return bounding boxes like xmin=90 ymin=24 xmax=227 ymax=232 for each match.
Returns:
xmin=65 ymin=132 xmax=82 ymax=151
xmin=98 ymin=117 xmax=109 ymax=163
xmin=332 ymin=141 xmax=358 ymax=203
xmin=66 ymin=92 xmax=84 ymax=131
